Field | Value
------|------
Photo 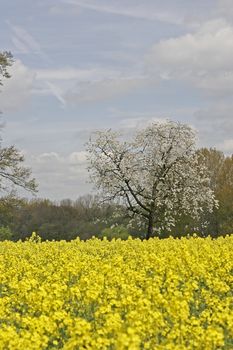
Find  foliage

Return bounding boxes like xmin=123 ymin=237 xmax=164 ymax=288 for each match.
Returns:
xmin=0 ymin=226 xmax=13 ymax=241
xmin=99 ymin=225 xmax=130 ymax=240
xmin=0 ymin=236 xmax=232 ymax=349
xmin=0 ymin=195 xmax=23 ymax=227
xmin=0 ymin=51 xmax=13 ymax=85
xmin=196 ymin=149 xmax=233 ymax=236
xmin=87 ymin=121 xmax=217 ymax=238
xmin=7 ymin=196 xmax=128 ymax=241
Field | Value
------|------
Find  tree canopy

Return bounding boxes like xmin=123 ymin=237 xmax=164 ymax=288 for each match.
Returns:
xmin=87 ymin=121 xmax=217 ymax=238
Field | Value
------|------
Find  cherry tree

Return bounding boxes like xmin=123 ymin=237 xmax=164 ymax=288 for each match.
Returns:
xmin=87 ymin=121 xmax=217 ymax=238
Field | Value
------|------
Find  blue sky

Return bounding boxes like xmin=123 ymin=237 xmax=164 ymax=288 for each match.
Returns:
xmin=0 ymin=0 xmax=233 ymax=200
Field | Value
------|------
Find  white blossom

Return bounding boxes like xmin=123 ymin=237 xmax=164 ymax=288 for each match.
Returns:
xmin=86 ymin=121 xmax=217 ymax=238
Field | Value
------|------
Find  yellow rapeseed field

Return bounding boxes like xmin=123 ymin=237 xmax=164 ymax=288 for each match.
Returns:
xmin=0 ymin=234 xmax=232 ymax=350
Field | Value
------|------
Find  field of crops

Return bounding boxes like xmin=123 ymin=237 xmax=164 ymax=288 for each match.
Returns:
xmin=0 ymin=234 xmax=232 ymax=349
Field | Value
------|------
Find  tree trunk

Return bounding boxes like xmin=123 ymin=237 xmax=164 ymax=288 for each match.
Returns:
xmin=146 ymin=213 xmax=154 ymax=240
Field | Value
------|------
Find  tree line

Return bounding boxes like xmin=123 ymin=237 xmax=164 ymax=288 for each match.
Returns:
xmin=0 ymin=147 xmax=232 ymax=242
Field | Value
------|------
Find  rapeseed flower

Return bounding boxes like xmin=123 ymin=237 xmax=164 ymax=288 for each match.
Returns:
xmin=0 ymin=235 xmax=232 ymax=349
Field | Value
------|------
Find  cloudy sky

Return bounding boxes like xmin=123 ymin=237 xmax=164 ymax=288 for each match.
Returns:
xmin=0 ymin=0 xmax=233 ymax=200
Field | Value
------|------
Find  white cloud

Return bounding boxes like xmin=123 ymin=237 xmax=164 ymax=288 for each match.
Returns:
xmin=0 ymin=60 xmax=36 ymax=112
xmin=37 ymin=152 xmax=64 ymax=164
xmin=1 ymin=60 xmax=145 ymax=110
xmin=192 ymin=103 xmax=233 ymax=153
xmin=68 ymin=151 xmax=87 ymax=165
xmin=33 ymin=66 xmax=150 ymax=105
xmin=215 ymin=0 xmax=233 ymax=22
xmin=35 ymin=67 xmax=151 ymax=104
xmin=34 ymin=151 xmax=88 ymax=168
xmin=65 ymin=77 xmax=149 ymax=103
xmin=28 ymin=151 xmax=90 ymax=200
xmin=217 ymin=139 xmax=233 ymax=153
xmin=146 ymin=19 xmax=233 ymax=94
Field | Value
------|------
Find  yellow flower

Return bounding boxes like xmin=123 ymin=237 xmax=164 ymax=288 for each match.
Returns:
xmin=0 ymin=235 xmax=232 ymax=349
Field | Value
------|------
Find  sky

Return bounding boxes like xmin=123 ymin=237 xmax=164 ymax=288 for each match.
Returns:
xmin=0 ymin=0 xmax=233 ymax=200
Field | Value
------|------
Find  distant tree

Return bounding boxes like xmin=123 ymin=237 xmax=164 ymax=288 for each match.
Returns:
xmin=195 ymin=148 xmax=224 ymax=235
xmin=215 ymin=154 xmax=233 ymax=234
xmin=197 ymin=148 xmax=225 ymax=191
xmin=0 ymin=195 xmax=23 ymax=228
xmin=196 ymin=149 xmax=233 ymax=236
xmin=87 ymin=121 xmax=217 ymax=238
xmin=8 ymin=195 xmax=130 ymax=241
